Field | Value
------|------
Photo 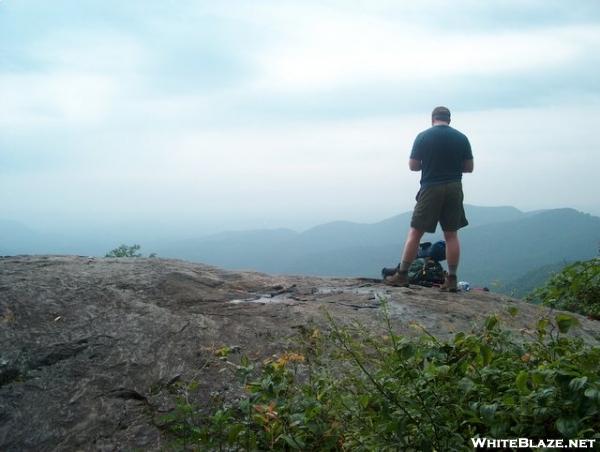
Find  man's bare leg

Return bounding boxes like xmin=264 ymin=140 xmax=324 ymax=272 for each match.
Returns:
xmin=384 ymin=227 xmax=425 ymax=286
xmin=441 ymin=230 xmax=459 ymax=292
xmin=399 ymin=227 xmax=426 ymax=272
xmin=442 ymin=230 xmax=460 ymax=275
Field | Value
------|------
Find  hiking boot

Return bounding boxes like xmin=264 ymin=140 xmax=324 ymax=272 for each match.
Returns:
xmin=440 ymin=274 xmax=458 ymax=292
xmin=384 ymin=271 xmax=409 ymax=287
xmin=381 ymin=266 xmax=400 ymax=279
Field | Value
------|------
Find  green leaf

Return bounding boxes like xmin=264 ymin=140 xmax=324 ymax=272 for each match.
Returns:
xmin=359 ymin=394 xmax=370 ymax=408
xmin=485 ymin=315 xmax=498 ymax=331
xmin=537 ymin=318 xmax=550 ymax=336
xmin=227 ymin=424 xmax=244 ymax=443
xmin=556 ymin=417 xmax=579 ymax=437
xmin=281 ymin=434 xmax=305 ymax=449
xmin=436 ymin=364 xmax=450 ymax=376
xmin=531 ymin=371 xmax=545 ymax=387
xmin=501 ymin=394 xmax=516 ymax=407
xmin=569 ymin=376 xmax=588 ymax=392
xmin=453 ymin=331 xmax=465 ymax=344
xmin=397 ymin=343 xmax=415 ymax=360
xmin=479 ymin=403 xmax=498 ymax=422
xmin=507 ymin=306 xmax=519 ymax=317
xmin=584 ymin=387 xmax=600 ymax=401
xmin=555 ymin=313 xmax=579 ymax=334
xmin=490 ymin=420 xmax=510 ymax=437
xmin=516 ymin=371 xmax=529 ymax=394
xmin=480 ymin=344 xmax=493 ymax=366
xmin=215 ymin=346 xmax=231 ymax=357
xmin=459 ymin=377 xmax=476 ymax=394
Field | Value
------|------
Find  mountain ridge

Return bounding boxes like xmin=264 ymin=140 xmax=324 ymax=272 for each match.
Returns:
xmin=157 ymin=206 xmax=599 ymax=286
xmin=2 ymin=205 xmax=598 ymax=288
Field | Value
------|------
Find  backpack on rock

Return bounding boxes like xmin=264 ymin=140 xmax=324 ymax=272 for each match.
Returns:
xmin=416 ymin=241 xmax=446 ymax=262
xmin=381 ymin=240 xmax=447 ymax=287
xmin=407 ymin=258 xmax=445 ymax=286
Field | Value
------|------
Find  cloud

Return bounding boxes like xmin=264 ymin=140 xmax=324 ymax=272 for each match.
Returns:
xmin=253 ymin=19 xmax=599 ymax=91
xmin=29 ymin=29 xmax=149 ymax=73
xmin=0 ymin=72 xmax=119 ymax=127
xmin=3 ymin=1 xmax=600 ymax=131
xmin=1 ymin=0 xmax=599 ymax=231
xmin=0 ymin=28 xmax=151 ymax=127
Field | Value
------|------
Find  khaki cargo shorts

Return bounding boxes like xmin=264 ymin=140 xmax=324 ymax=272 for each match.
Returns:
xmin=410 ymin=181 xmax=468 ymax=233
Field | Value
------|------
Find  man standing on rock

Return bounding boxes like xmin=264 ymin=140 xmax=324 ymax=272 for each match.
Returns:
xmin=385 ymin=106 xmax=474 ymax=291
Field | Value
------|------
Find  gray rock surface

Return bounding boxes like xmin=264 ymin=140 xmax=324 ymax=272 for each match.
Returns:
xmin=1 ymin=256 xmax=599 ymax=451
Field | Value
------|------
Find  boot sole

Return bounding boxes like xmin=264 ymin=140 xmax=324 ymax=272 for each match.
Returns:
xmin=383 ymin=279 xmax=409 ymax=288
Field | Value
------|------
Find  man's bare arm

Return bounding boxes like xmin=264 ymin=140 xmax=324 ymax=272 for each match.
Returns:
xmin=409 ymin=159 xmax=422 ymax=171
xmin=463 ymin=159 xmax=474 ymax=173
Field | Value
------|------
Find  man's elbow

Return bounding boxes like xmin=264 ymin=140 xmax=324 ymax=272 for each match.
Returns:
xmin=462 ymin=160 xmax=474 ymax=173
xmin=409 ymin=159 xmax=422 ymax=171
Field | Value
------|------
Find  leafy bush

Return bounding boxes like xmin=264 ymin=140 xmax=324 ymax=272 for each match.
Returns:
xmin=105 ymin=244 xmax=157 ymax=258
xmin=529 ymin=258 xmax=600 ymax=319
xmin=160 ymin=307 xmax=600 ymax=451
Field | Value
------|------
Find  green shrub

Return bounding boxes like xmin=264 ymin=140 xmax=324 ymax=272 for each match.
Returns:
xmin=160 ymin=307 xmax=600 ymax=451
xmin=529 ymin=258 xmax=600 ymax=319
xmin=105 ymin=244 xmax=143 ymax=258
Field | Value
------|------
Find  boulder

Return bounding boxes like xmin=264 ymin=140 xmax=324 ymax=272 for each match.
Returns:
xmin=1 ymin=256 xmax=598 ymax=450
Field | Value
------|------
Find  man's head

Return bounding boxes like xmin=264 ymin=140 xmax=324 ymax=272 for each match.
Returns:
xmin=432 ymin=106 xmax=451 ymax=125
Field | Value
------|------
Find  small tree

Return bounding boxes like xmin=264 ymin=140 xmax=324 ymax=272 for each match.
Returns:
xmin=105 ymin=244 xmax=143 ymax=258
xmin=529 ymin=257 xmax=600 ymax=319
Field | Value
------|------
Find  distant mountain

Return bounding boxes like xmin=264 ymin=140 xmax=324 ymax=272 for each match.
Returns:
xmin=460 ymin=205 xmax=525 ymax=226
xmin=458 ymin=208 xmax=599 ymax=285
xmin=163 ymin=228 xmax=299 ymax=270
xmin=4 ymin=206 xmax=598 ymax=288
xmin=156 ymin=205 xmax=599 ymax=286
xmin=0 ymin=219 xmax=41 ymax=255
xmin=156 ymin=205 xmax=528 ymax=275
xmin=293 ymin=205 xmax=524 ymax=251
xmin=0 ymin=205 xmax=526 ymax=259
xmin=498 ymin=261 xmax=571 ymax=298
xmin=0 ymin=219 xmax=129 ymax=257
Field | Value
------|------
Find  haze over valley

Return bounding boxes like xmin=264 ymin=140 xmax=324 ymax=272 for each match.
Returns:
xmin=2 ymin=204 xmax=598 ymax=292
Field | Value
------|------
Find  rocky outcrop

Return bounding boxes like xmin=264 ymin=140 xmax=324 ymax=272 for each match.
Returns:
xmin=1 ymin=256 xmax=599 ymax=451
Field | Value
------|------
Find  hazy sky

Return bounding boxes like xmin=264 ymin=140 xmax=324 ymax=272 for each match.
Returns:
xmin=1 ymin=0 xmax=600 ymax=236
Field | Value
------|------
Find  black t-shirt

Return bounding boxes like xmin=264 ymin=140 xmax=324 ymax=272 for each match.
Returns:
xmin=410 ymin=125 xmax=473 ymax=188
